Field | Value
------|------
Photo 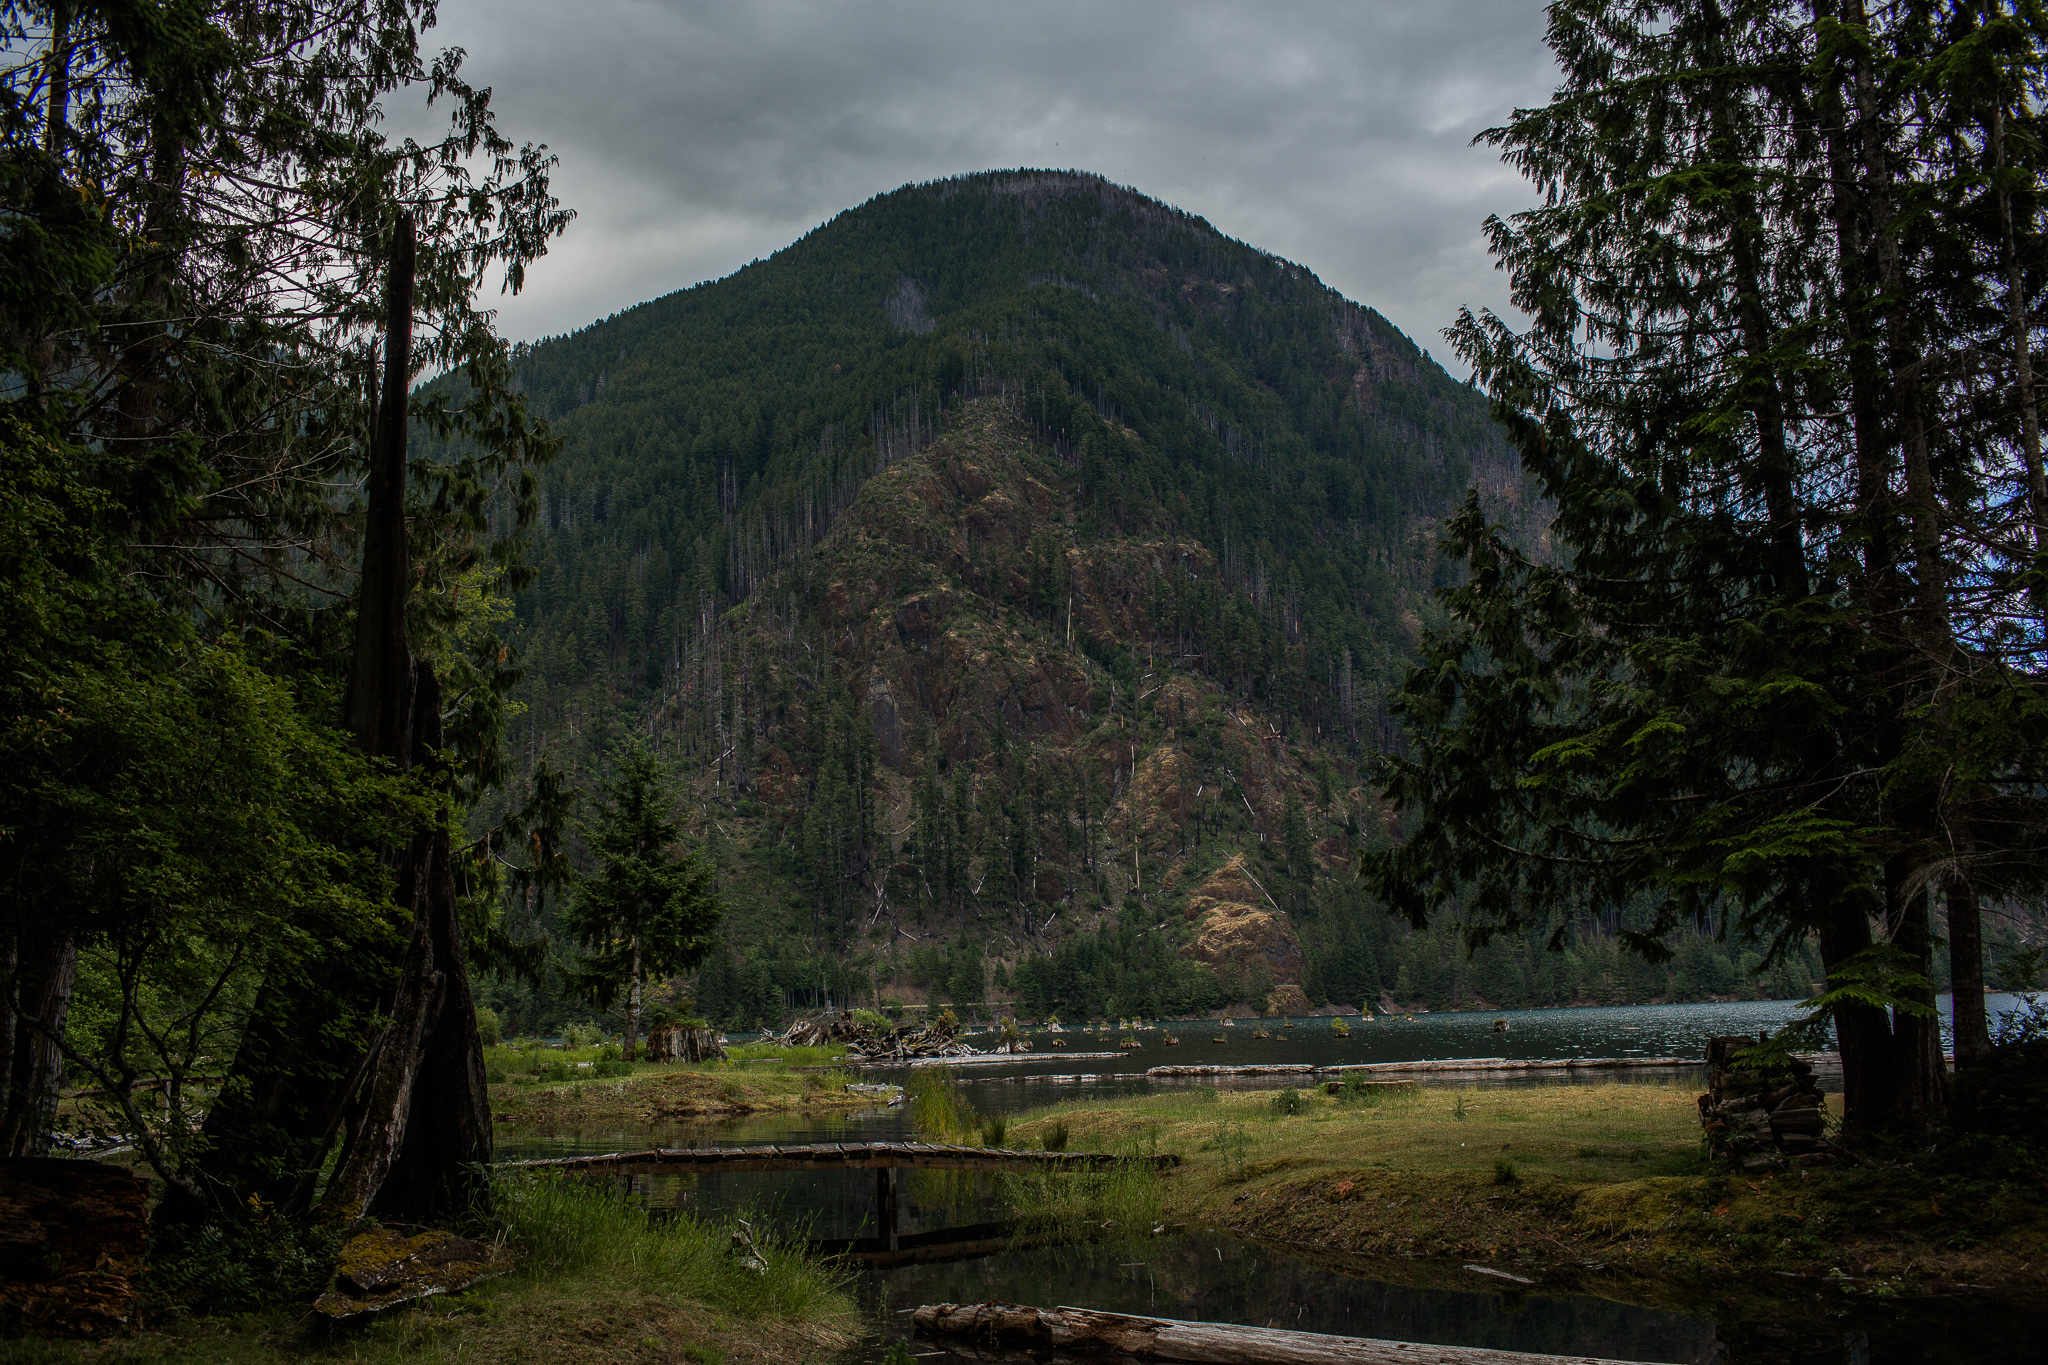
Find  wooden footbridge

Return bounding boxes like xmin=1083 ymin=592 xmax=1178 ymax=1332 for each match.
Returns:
xmin=504 ymin=1141 xmax=1178 ymax=1254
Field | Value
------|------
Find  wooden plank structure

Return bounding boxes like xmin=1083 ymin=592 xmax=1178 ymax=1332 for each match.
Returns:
xmin=912 ymin=1302 xmax=1680 ymax=1365
xmin=502 ymin=1142 xmax=1177 ymax=1252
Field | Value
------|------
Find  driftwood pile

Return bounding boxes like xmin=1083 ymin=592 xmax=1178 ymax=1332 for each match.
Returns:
xmin=643 ymin=1023 xmax=726 ymax=1064
xmin=776 ymin=1011 xmax=988 ymax=1060
xmin=1697 ymin=1033 xmax=1833 ymax=1171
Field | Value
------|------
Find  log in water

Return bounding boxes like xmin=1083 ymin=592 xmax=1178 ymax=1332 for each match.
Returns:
xmin=912 ymin=1302 xmax=1678 ymax=1365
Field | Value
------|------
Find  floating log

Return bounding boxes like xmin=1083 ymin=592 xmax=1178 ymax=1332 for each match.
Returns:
xmin=1146 ymin=1058 xmax=1703 ymax=1080
xmin=502 ymin=1140 xmax=1179 ymax=1176
xmin=834 ymin=1050 xmax=1125 ymax=1069
xmin=912 ymin=1303 xmax=1677 ymax=1365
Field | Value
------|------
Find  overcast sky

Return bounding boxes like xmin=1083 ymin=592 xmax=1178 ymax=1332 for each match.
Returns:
xmin=425 ymin=0 xmax=1558 ymax=356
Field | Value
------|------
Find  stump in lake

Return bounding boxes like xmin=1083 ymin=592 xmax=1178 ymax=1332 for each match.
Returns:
xmin=644 ymin=1023 xmax=726 ymax=1064
xmin=1697 ymin=1034 xmax=1832 ymax=1171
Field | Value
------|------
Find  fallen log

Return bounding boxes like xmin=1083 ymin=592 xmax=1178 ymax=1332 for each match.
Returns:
xmin=911 ymin=1302 xmax=1678 ymax=1365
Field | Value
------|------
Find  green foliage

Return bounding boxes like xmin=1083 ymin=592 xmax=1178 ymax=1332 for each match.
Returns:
xmin=562 ymin=1022 xmax=604 ymax=1049
xmin=1365 ymin=0 xmax=2048 ymax=1131
xmin=1269 ymin=1087 xmax=1307 ymax=1117
xmin=907 ymin=1069 xmax=979 ymax=1142
xmin=1012 ymin=901 xmax=1224 ymax=1017
xmin=475 ymin=1007 xmax=503 ymax=1046
xmin=1491 ymin=1156 xmax=1521 ymax=1186
xmin=141 ymin=1201 xmax=343 ymax=1318
xmin=564 ymin=739 xmax=722 ymax=1013
xmin=1039 ymin=1120 xmax=1070 ymax=1152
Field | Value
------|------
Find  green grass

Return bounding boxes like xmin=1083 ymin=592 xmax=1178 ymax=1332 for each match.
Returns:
xmin=0 ymin=1175 xmax=856 ymax=1365
xmin=490 ymin=1172 xmax=847 ymax=1321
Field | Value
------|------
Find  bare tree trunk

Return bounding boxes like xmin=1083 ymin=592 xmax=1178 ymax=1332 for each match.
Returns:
xmin=328 ymin=664 xmax=495 ymax=1225
xmin=0 ymin=924 xmax=77 ymax=1158
xmin=1887 ymin=872 xmax=1950 ymax=1128
xmin=1948 ymin=876 xmax=1992 ymax=1068
xmin=624 ymin=938 xmax=643 ymax=1062
xmin=347 ymin=213 xmax=418 ymax=763
xmin=1820 ymin=898 xmax=1894 ymax=1135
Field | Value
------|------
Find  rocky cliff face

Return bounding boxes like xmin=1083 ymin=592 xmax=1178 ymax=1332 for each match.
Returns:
xmin=665 ymin=398 xmax=1353 ymax=1011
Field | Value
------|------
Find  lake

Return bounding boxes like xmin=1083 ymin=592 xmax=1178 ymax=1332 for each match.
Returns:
xmin=496 ymin=995 xmax=2042 ymax=1364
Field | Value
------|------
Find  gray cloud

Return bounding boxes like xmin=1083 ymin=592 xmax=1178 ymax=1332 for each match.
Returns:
xmin=424 ymin=0 xmax=1556 ymax=354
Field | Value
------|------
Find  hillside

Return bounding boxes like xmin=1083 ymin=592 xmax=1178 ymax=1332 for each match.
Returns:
xmin=474 ymin=170 xmax=1818 ymax=1033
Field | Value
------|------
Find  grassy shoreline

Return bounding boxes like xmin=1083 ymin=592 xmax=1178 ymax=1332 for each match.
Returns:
xmin=997 ymin=1081 xmax=2048 ymax=1305
xmin=486 ymin=1045 xmax=891 ymax=1127
xmin=4 ymin=1174 xmax=858 ymax=1365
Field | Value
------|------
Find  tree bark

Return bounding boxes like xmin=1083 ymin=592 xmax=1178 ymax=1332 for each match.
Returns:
xmin=1887 ymin=872 xmax=1950 ymax=1128
xmin=0 ymin=924 xmax=77 ymax=1158
xmin=328 ymin=663 xmax=495 ymax=1225
xmin=625 ymin=938 xmax=642 ymax=1062
xmin=1948 ymin=876 xmax=1992 ymax=1068
xmin=1819 ymin=897 xmax=1893 ymax=1134
xmin=347 ymin=213 xmax=417 ymax=764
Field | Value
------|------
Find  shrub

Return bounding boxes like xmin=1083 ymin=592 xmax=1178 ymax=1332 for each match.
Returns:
xmin=535 ymin=1060 xmax=571 ymax=1083
xmin=981 ymin=1116 xmax=1009 ymax=1148
xmin=475 ymin=1006 xmax=502 ymax=1046
xmin=1270 ymin=1088 xmax=1306 ymax=1116
xmin=485 ymin=1067 xmax=509 ymax=1085
xmin=563 ymin=1021 xmax=603 ymax=1049
xmin=1492 ymin=1157 xmax=1520 ymax=1186
xmin=142 ymin=1201 xmax=342 ymax=1317
xmin=1039 ymin=1120 xmax=1070 ymax=1152
xmin=591 ymin=1058 xmax=632 ymax=1079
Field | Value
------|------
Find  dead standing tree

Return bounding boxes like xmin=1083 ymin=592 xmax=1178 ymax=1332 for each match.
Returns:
xmin=317 ymin=215 xmax=493 ymax=1225
xmin=173 ymin=218 xmax=492 ymax=1228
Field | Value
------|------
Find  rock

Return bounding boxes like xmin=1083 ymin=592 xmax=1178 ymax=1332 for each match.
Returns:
xmin=1179 ymin=856 xmax=1307 ymax=985
xmin=314 ymin=1228 xmax=509 ymax=1319
xmin=0 ymin=1159 xmax=148 ymax=1337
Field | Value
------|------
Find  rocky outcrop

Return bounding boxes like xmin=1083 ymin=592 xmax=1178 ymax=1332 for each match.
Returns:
xmin=1179 ymin=856 xmax=1306 ymax=987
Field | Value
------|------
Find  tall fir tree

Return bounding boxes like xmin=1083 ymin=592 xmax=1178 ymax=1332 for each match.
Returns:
xmin=566 ymin=741 xmax=722 ymax=1059
xmin=1369 ymin=0 xmax=2048 ymax=1135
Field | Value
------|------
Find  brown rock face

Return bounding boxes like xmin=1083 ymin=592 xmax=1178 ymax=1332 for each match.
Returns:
xmin=1179 ymin=856 xmax=1306 ymax=985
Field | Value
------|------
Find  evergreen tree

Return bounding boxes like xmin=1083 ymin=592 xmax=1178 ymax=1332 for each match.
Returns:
xmin=566 ymin=742 xmax=721 ymax=1059
xmin=1369 ymin=0 xmax=2048 ymax=1135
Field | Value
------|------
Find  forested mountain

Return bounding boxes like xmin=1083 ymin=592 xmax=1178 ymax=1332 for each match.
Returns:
xmin=472 ymin=170 xmax=1883 ymax=1034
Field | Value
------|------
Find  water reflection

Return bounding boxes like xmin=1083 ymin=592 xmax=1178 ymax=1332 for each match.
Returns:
xmin=490 ymin=997 xmax=2042 ymax=1365
xmin=868 ymin=1232 xmax=1720 ymax=1365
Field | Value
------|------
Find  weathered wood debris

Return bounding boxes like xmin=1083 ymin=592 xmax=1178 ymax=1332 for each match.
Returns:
xmin=911 ymin=1302 xmax=1675 ymax=1365
xmin=776 ymin=1010 xmax=998 ymax=1059
xmin=1145 ymin=1057 xmax=1693 ymax=1079
xmin=1697 ymin=1034 xmax=1834 ymax=1172
xmin=502 ymin=1139 xmax=1180 ymax=1176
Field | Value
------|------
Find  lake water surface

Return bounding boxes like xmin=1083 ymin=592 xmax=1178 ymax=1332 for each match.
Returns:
xmin=496 ymin=996 xmax=2041 ymax=1364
